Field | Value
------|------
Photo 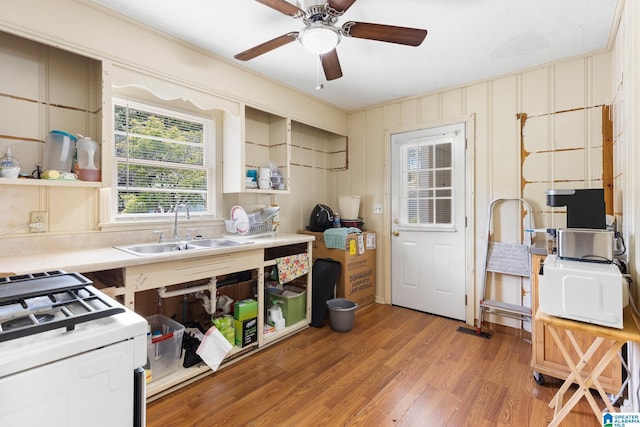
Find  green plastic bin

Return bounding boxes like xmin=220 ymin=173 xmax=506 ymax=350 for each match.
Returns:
xmin=267 ymin=286 xmax=306 ymax=327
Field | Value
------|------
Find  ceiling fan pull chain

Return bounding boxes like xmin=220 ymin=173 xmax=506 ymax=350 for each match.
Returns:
xmin=315 ymin=56 xmax=324 ymax=91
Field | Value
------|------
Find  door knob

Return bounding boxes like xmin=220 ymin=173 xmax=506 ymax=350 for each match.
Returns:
xmin=392 ymin=230 xmax=399 ymax=237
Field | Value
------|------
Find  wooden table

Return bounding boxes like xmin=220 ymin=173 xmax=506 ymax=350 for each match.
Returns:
xmin=536 ymin=308 xmax=640 ymax=427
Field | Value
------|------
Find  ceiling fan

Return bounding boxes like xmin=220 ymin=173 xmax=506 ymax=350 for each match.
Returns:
xmin=234 ymin=0 xmax=428 ymax=81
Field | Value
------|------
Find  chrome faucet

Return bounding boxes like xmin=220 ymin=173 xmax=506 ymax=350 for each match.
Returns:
xmin=173 ymin=203 xmax=190 ymax=240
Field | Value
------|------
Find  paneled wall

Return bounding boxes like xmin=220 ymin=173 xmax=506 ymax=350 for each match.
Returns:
xmin=612 ymin=0 xmax=640 ymax=292
xmin=0 ymin=0 xmax=348 ymax=245
xmin=0 ymin=31 xmax=102 ymax=234
xmin=350 ymin=52 xmax=612 ymax=324
xmin=611 ymin=0 xmax=640 ymax=411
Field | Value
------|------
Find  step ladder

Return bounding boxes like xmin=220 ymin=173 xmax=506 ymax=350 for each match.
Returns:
xmin=477 ymin=197 xmax=534 ymax=334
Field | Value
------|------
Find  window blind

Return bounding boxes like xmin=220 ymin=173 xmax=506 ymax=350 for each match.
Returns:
xmin=113 ymin=98 xmax=213 ymax=216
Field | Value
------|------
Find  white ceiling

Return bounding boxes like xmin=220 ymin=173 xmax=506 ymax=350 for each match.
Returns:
xmin=88 ymin=0 xmax=618 ymax=111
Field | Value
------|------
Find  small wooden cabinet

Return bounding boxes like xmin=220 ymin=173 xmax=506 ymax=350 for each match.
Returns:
xmin=531 ymin=254 xmax=622 ymax=393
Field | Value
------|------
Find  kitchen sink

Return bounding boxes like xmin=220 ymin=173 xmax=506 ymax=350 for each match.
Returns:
xmin=115 ymin=238 xmax=253 ymax=256
xmin=189 ymin=238 xmax=254 ymax=248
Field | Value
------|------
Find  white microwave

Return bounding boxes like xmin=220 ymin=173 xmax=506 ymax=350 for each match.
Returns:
xmin=539 ymin=255 xmax=627 ymax=328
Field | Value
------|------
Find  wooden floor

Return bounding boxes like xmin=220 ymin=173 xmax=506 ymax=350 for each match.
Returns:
xmin=146 ymin=304 xmax=606 ymax=427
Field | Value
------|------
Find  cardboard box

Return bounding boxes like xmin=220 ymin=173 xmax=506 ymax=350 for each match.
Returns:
xmin=234 ymin=317 xmax=258 ymax=347
xmin=234 ymin=298 xmax=258 ymax=321
xmin=299 ymin=230 xmax=377 ymax=308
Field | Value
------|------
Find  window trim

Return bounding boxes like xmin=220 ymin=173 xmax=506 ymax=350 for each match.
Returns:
xmin=110 ymin=96 xmax=217 ymax=223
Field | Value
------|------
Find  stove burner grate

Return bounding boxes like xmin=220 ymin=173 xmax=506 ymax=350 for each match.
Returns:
xmin=1 ymin=313 xmax=56 ymax=331
xmin=0 ymin=271 xmax=124 ymax=342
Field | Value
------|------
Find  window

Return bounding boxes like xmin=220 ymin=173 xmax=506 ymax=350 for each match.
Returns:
xmin=112 ymin=98 xmax=215 ymax=219
xmin=402 ymin=137 xmax=454 ymax=226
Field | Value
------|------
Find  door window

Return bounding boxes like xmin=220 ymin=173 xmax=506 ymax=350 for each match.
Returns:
xmin=401 ymin=137 xmax=454 ymax=227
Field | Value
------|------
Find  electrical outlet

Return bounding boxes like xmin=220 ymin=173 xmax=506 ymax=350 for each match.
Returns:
xmin=373 ymin=204 xmax=383 ymax=215
xmin=30 ymin=211 xmax=49 ymax=233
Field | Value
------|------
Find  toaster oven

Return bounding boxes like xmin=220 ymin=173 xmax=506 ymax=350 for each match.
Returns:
xmin=557 ymin=228 xmax=614 ymax=263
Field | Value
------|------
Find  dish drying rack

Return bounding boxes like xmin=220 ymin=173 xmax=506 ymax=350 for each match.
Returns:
xmin=225 ymin=207 xmax=279 ymax=237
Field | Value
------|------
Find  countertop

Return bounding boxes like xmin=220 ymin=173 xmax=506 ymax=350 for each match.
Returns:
xmin=1 ymin=233 xmax=315 ymax=276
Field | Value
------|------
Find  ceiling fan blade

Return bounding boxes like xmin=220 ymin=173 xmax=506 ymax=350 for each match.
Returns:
xmin=342 ymin=21 xmax=427 ymax=46
xmin=327 ymin=0 xmax=358 ymax=13
xmin=255 ymin=0 xmax=304 ymax=17
xmin=234 ymin=32 xmax=298 ymax=61
xmin=320 ymin=49 xmax=343 ymax=81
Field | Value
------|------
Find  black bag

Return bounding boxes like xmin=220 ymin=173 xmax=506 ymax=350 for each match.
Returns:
xmin=310 ymin=258 xmax=342 ymax=327
xmin=182 ymin=321 xmax=206 ymax=368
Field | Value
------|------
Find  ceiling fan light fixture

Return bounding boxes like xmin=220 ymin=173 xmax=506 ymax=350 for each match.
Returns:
xmin=299 ymin=23 xmax=341 ymax=54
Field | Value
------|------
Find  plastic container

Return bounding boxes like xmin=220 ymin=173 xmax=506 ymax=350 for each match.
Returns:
xmin=44 ymin=130 xmax=77 ymax=173
xmin=146 ymin=314 xmax=184 ymax=382
xmin=267 ymin=286 xmax=306 ymax=327
xmin=0 ymin=147 xmax=20 ymax=178
xmin=224 ymin=219 xmax=237 ymax=233
xmin=338 ymin=195 xmax=361 ymax=220
xmin=75 ymin=135 xmax=101 ymax=181
xmin=327 ymin=298 xmax=358 ymax=332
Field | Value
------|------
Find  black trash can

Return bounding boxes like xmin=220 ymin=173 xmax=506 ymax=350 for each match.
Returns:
xmin=310 ymin=258 xmax=342 ymax=327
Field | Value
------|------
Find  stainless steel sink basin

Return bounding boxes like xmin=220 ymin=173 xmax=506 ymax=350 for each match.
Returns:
xmin=115 ymin=238 xmax=253 ymax=256
xmin=115 ymin=241 xmax=198 ymax=255
xmin=189 ymin=238 xmax=254 ymax=248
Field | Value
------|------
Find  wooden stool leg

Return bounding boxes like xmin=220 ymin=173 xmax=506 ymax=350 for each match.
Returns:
xmin=547 ymin=327 xmax=601 ymax=409
xmin=565 ymin=329 xmax=622 ymax=413
xmin=546 ymin=326 xmax=614 ymax=427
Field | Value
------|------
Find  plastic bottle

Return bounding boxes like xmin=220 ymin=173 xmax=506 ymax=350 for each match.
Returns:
xmin=76 ymin=135 xmax=101 ymax=181
xmin=0 ymin=147 xmax=20 ymax=178
xmin=333 ymin=212 xmax=341 ymax=228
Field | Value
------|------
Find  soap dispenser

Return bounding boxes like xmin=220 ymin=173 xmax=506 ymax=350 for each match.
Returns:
xmin=0 ymin=147 xmax=20 ymax=178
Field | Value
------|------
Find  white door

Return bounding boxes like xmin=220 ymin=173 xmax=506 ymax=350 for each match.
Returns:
xmin=391 ymin=123 xmax=466 ymax=320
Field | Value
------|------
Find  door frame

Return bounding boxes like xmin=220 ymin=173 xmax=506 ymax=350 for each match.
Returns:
xmin=383 ymin=115 xmax=476 ymax=325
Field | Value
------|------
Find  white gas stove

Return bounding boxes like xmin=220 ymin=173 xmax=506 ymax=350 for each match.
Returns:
xmin=0 ymin=271 xmax=148 ymax=427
